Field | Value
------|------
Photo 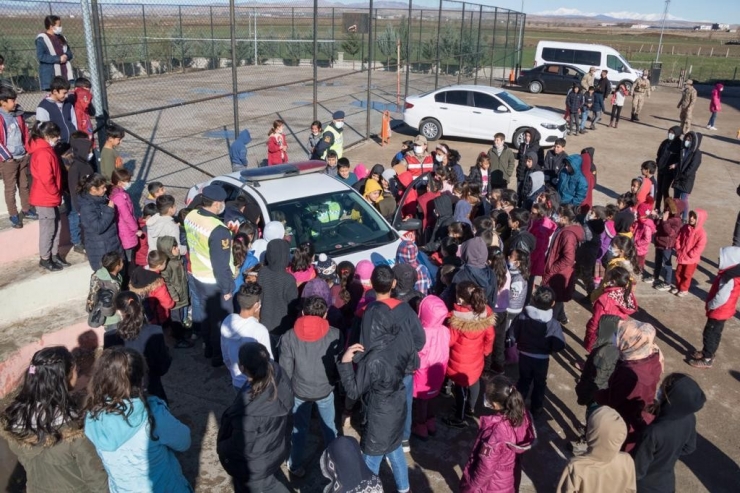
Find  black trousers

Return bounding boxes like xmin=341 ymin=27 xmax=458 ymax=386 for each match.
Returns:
xmin=192 ymin=278 xmax=233 ymax=362
xmin=611 ymin=105 xmax=623 ymax=121
xmin=453 ymin=380 xmax=480 ymax=420
xmin=655 ymin=170 xmax=675 ymax=212
xmin=517 ymin=354 xmax=550 ymax=412
xmin=702 ymin=318 xmax=726 ymax=358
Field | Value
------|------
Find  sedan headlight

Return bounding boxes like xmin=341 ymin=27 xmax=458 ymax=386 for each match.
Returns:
xmin=540 ymin=123 xmax=559 ymax=130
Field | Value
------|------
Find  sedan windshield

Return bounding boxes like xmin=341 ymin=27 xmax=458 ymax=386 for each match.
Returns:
xmin=268 ymin=190 xmax=397 ymax=257
xmin=497 ymin=91 xmax=532 ymax=112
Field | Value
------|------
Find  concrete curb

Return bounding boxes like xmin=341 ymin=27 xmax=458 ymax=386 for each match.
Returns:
xmin=0 ymin=220 xmax=41 ymax=266
xmin=0 ymin=320 xmax=104 ymax=398
xmin=0 ymin=262 xmax=91 ymax=324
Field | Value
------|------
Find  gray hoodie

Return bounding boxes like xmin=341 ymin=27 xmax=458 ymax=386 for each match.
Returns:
xmin=146 ymin=213 xmax=183 ymax=254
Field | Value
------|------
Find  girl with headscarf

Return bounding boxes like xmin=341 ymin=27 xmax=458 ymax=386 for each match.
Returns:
xmin=595 ymin=319 xmax=663 ymax=452
xmin=320 ymin=436 xmax=383 ymax=493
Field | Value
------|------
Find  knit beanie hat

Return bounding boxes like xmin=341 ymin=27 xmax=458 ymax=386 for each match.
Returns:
xmin=315 ymin=253 xmax=338 ymax=280
xmin=355 ymin=260 xmax=374 ymax=287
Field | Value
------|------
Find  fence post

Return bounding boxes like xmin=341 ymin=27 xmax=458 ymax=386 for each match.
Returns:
xmin=98 ymin=2 xmax=110 ymax=76
xmin=474 ymin=5 xmax=482 ymax=84
xmin=209 ymin=6 xmax=216 ymax=68
xmin=458 ymin=2 xmax=465 ymax=85
xmin=313 ymin=0 xmax=318 ymax=121
xmin=418 ymin=9 xmax=423 ymax=63
xmin=405 ymin=0 xmax=412 ymax=104
xmin=178 ymin=6 xmax=185 ymax=73
xmin=490 ymin=8 xmax=498 ymax=85
xmin=504 ymin=11 xmax=511 ymax=73
xmin=80 ymin=0 xmax=105 ymax=136
xmin=435 ymin=0 xmax=442 ymax=89
xmin=48 ymin=2 xmax=52 ymax=15
xmin=291 ymin=7 xmax=295 ymax=37
xmin=366 ymin=0 xmax=375 ymax=139
xmin=229 ymin=0 xmax=239 ymax=137
xmin=141 ymin=4 xmax=150 ymax=76
xmin=331 ymin=8 xmax=335 ymax=67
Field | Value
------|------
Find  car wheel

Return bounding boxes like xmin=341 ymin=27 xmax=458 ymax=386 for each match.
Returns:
xmin=528 ymin=80 xmax=543 ymax=94
xmin=512 ymin=128 xmax=527 ymax=147
xmin=420 ymin=118 xmax=442 ymax=141
xmin=620 ymin=79 xmax=633 ymax=93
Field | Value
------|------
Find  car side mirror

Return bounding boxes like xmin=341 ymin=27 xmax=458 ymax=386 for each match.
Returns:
xmin=396 ymin=218 xmax=422 ymax=231
xmin=495 ymin=105 xmax=508 ymax=113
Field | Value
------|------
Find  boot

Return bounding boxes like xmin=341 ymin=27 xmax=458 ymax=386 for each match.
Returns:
xmin=614 ymin=120 xmax=619 ymax=128
xmin=630 ymin=111 xmax=635 ymax=122
xmin=634 ymin=114 xmax=640 ymax=122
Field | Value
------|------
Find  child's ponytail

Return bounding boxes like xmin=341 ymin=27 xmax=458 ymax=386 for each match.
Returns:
xmin=337 ymin=261 xmax=355 ymax=304
xmin=483 ymin=374 xmax=525 ymax=427
xmin=456 ymin=280 xmax=487 ymax=315
xmin=30 ymin=121 xmax=61 ymax=142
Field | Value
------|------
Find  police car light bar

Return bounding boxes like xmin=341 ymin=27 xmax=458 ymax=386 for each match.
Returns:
xmin=239 ymin=160 xmax=327 ymax=183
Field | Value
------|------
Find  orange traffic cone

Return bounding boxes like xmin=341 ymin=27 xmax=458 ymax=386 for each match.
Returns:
xmin=380 ymin=110 xmax=391 ymax=146
xmin=509 ymin=69 xmax=515 ymax=85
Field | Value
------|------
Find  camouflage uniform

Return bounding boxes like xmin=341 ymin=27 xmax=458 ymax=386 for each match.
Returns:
xmin=630 ymin=77 xmax=651 ymax=121
xmin=677 ymin=81 xmax=697 ymax=135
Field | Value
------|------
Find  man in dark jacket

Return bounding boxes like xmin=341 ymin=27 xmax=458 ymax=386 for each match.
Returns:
xmin=259 ymin=239 xmax=300 ymax=353
xmin=339 ymin=265 xmax=414 ymax=492
xmin=672 ymin=131 xmax=702 ymax=222
xmin=217 ymin=342 xmax=293 ymax=493
xmin=633 ymin=375 xmax=706 ymax=493
xmin=655 ymin=126 xmax=682 ymax=212
xmin=279 ymin=296 xmax=341 ymax=477
xmin=542 ymin=138 xmax=568 ymax=186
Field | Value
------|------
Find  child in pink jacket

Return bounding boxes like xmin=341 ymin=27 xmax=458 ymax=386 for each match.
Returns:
xmin=673 ymin=209 xmax=707 ymax=297
xmin=633 ymin=203 xmax=657 ymax=281
xmin=109 ymin=168 xmax=141 ymax=259
xmin=412 ymin=295 xmax=450 ymax=440
xmin=460 ymin=375 xmax=536 ymax=493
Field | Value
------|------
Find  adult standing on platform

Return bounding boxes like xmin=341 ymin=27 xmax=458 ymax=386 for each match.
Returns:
xmin=184 ymin=184 xmax=235 ymax=367
xmin=36 ymin=15 xmax=74 ymax=92
xmin=313 ymin=111 xmax=345 ymax=160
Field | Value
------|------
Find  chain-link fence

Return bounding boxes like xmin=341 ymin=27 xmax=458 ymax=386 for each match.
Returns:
xmin=0 ymin=0 xmax=524 ymax=192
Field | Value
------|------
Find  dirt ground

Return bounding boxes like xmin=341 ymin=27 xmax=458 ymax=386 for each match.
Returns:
xmin=2 ymin=82 xmax=739 ymax=492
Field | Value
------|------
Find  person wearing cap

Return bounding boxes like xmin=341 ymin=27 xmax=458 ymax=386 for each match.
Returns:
xmin=630 ymin=73 xmax=651 ymax=122
xmin=399 ymin=135 xmax=434 ymax=179
xmin=581 ymin=66 xmax=597 ymax=92
xmin=313 ymin=110 xmax=345 ymax=160
xmin=184 ymin=184 xmax=235 ymax=367
xmin=677 ymin=79 xmax=697 ymax=135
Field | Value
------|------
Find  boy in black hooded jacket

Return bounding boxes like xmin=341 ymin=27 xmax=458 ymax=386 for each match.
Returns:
xmin=655 ymin=126 xmax=682 ymax=212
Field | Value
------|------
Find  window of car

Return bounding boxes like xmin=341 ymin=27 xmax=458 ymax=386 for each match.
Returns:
xmin=267 ymin=190 xmax=396 ymax=256
xmin=443 ymin=90 xmax=469 ymax=106
xmin=495 ymin=91 xmax=531 ymax=112
xmin=573 ymin=50 xmax=600 ymax=66
xmin=545 ymin=65 xmax=560 ymax=74
xmin=563 ymin=66 xmax=581 ymax=78
xmin=542 ymin=48 xmax=573 ymax=64
xmin=212 ymin=180 xmax=243 ymax=202
xmin=607 ymin=54 xmax=625 ymax=72
xmin=472 ymin=92 xmax=501 ymax=110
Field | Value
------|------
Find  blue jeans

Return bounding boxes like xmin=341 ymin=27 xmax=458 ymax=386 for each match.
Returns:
xmin=403 ymin=374 xmax=413 ymax=441
xmin=363 ymin=445 xmax=409 ymax=492
xmin=288 ymin=393 xmax=337 ymax=469
xmin=580 ymin=109 xmax=590 ymax=130
xmin=707 ymin=112 xmax=717 ymax=127
xmin=64 ymin=193 xmax=81 ymax=246
xmin=674 ymin=190 xmax=690 ymax=222
xmin=654 ymin=248 xmax=674 ymax=286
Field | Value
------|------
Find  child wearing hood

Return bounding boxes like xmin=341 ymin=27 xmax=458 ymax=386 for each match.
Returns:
xmin=157 ymin=235 xmax=192 ymax=348
xmin=689 ymin=246 xmax=740 ymax=369
xmin=557 ymin=406 xmax=636 ymax=493
xmin=706 ymin=82 xmax=723 ymax=130
xmin=396 ymin=240 xmax=432 ymax=295
xmin=633 ymin=374 xmax=705 ymax=492
xmin=673 ymin=209 xmax=707 ymax=297
xmin=652 ymin=198 xmax=683 ymax=291
xmin=633 ymin=202 xmax=657 ymax=281
xmin=655 ymin=127 xmax=682 ymax=212
xmin=584 ymin=267 xmax=637 ymax=353
xmin=229 ymin=128 xmax=252 ymax=171
xmin=516 ymin=128 xmax=541 ymax=179
xmin=445 ymin=236 xmax=498 ymax=310
xmin=460 ymin=375 xmax=536 ymax=492
xmin=393 ymin=263 xmax=424 ymax=312
xmin=528 ymin=199 xmax=558 ymax=282
xmin=557 ymin=154 xmax=588 ymax=207
xmin=575 ymin=205 xmax=606 ymax=295
xmin=130 ymin=251 xmax=175 ymax=326
xmin=520 ymin=160 xmax=544 ymax=210
xmin=412 ymin=295 xmax=451 ymax=440
xmin=575 ymin=315 xmax=621 ymax=417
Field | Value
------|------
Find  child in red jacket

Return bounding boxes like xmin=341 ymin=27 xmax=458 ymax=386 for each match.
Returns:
xmin=584 ymin=267 xmax=637 ymax=353
xmin=633 ymin=203 xmax=657 ymax=281
xmin=673 ymin=209 xmax=708 ymax=297
xmin=130 ymin=250 xmax=175 ymax=325
xmin=459 ymin=375 xmax=535 ymax=493
xmin=266 ymin=119 xmax=288 ymax=165
xmin=444 ymin=281 xmax=494 ymax=428
xmin=689 ymin=246 xmax=740 ymax=369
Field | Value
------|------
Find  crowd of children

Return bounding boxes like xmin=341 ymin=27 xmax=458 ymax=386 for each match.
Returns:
xmin=0 ymin=68 xmax=728 ymax=493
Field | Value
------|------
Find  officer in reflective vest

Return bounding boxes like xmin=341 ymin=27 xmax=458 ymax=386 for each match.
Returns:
xmin=313 ymin=110 xmax=345 ymax=160
xmin=184 ymin=184 xmax=235 ymax=367
xmin=399 ymin=134 xmax=434 ymax=179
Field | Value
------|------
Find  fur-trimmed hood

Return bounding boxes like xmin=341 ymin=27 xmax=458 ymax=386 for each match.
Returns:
xmin=449 ymin=304 xmax=494 ymax=332
xmin=0 ymin=415 xmax=86 ymax=451
xmin=129 ymin=267 xmax=166 ymax=296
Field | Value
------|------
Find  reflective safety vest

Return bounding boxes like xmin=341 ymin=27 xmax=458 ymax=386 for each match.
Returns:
xmin=322 ymin=125 xmax=344 ymax=159
xmin=312 ymin=200 xmax=342 ymax=237
xmin=404 ymin=153 xmax=434 ymax=178
xmin=184 ymin=209 xmax=234 ymax=284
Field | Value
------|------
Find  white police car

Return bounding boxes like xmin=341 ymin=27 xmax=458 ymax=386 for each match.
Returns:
xmin=186 ymin=161 xmax=421 ymax=266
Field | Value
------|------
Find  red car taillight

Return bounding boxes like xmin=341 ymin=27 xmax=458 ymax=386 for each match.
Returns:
xmin=404 ymin=102 xmax=414 ymax=109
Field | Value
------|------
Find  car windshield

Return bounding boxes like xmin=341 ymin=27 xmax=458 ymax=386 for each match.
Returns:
xmin=267 ymin=190 xmax=397 ymax=257
xmin=497 ymin=91 xmax=532 ymax=112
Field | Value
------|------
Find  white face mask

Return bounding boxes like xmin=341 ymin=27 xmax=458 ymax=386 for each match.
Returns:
xmin=435 ymin=154 xmax=444 ymax=163
xmin=414 ymin=145 xmax=423 ymax=154
xmin=47 ymin=138 xmax=59 ymax=147
xmin=52 ymin=26 xmax=63 ymax=35
xmin=218 ymin=203 xmax=226 ymax=215
xmin=335 ymin=121 xmax=344 ymax=129
xmin=87 ymin=151 xmax=94 ymax=160
xmin=122 ymin=182 xmax=132 ymax=191
xmin=667 ymin=133 xmax=675 ymax=141
xmin=684 ymin=140 xmax=691 ymax=148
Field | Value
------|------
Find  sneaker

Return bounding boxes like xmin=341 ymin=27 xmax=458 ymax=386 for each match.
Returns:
xmin=642 ymin=275 xmax=654 ymax=283
xmin=690 ymin=350 xmax=704 ymax=360
xmin=710 ymin=126 xmax=717 ymax=131
xmin=22 ymin=209 xmax=39 ymax=220
xmin=39 ymin=258 xmax=62 ymax=271
xmin=53 ymin=254 xmax=71 ymax=267
xmin=402 ymin=440 xmax=411 ymax=453
xmin=676 ymin=291 xmax=689 ymax=297
xmin=288 ymin=465 xmax=306 ymax=479
xmin=688 ymin=357 xmax=713 ymax=369
xmin=579 ymin=129 xmax=587 ymax=134
xmin=9 ymin=215 xmax=23 ymax=229
xmin=654 ymin=282 xmax=672 ymax=292
xmin=443 ymin=416 xmax=468 ymax=429
xmin=669 ymin=286 xmax=678 ymax=294
xmin=342 ymin=412 xmax=353 ymax=429
xmin=73 ymin=244 xmax=86 ymax=254
xmin=464 ymin=407 xmax=476 ymax=419
xmin=570 ymin=438 xmax=589 ymax=456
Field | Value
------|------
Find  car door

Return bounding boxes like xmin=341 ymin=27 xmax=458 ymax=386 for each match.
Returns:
xmin=469 ymin=91 xmax=511 ymax=139
xmin=434 ymin=89 xmax=471 ymax=137
xmin=539 ymin=64 xmax=563 ymax=92
xmin=561 ymin=65 xmax=583 ymax=92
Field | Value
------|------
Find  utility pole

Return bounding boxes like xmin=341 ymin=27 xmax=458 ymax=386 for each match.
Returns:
xmin=656 ymin=0 xmax=670 ymax=62
xmin=516 ymin=0 xmax=525 ymax=78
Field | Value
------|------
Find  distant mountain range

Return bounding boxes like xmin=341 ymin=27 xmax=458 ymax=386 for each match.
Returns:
xmin=530 ymin=8 xmax=723 ymax=24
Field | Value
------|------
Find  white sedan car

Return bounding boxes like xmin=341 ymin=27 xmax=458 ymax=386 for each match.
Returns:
xmin=403 ymin=84 xmax=567 ymax=147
